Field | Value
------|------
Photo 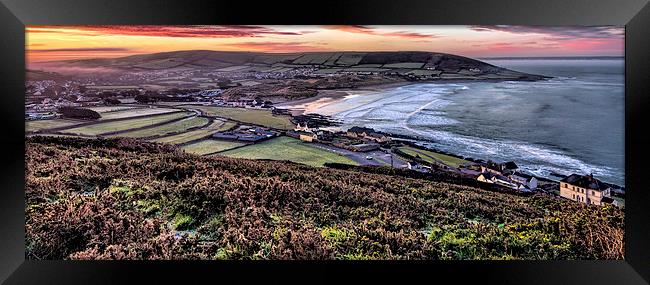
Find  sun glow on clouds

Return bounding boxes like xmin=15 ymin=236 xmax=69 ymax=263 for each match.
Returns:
xmin=26 ymin=25 xmax=624 ymax=62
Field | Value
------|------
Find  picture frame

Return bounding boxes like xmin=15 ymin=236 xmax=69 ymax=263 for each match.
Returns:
xmin=1 ymin=0 xmax=648 ymax=284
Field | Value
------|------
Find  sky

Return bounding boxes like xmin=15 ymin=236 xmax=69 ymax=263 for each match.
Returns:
xmin=26 ymin=25 xmax=624 ymax=63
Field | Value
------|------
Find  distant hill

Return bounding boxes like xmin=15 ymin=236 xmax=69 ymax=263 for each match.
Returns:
xmin=43 ymin=50 xmax=548 ymax=81
xmin=26 ymin=69 xmax=66 ymax=81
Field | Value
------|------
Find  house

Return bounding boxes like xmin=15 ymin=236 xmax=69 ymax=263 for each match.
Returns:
xmin=299 ymin=133 xmax=317 ymax=142
xmin=315 ymin=130 xmax=334 ymax=142
xmin=559 ymin=173 xmax=612 ymax=206
xmin=295 ymin=123 xmax=311 ymax=132
xmin=346 ymin=126 xmax=391 ymax=143
xmin=492 ymin=174 xmax=517 ymax=188
xmin=213 ymin=126 xmax=277 ymax=142
xmin=476 ymin=172 xmax=496 ymax=184
xmin=286 ymin=130 xmax=316 ymax=142
xmin=510 ymin=174 xmax=538 ymax=190
xmin=346 ymin=126 xmax=374 ymax=138
xmin=477 ymin=172 xmax=518 ymax=189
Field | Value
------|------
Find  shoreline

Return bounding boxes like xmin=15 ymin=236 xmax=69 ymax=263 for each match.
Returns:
xmin=276 ymin=76 xmax=553 ymax=116
xmin=276 ymin=81 xmax=417 ymax=116
xmin=276 ymin=80 xmax=624 ymax=190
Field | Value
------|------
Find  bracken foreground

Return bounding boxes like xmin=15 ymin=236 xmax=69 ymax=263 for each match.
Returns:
xmin=25 ymin=136 xmax=624 ymax=260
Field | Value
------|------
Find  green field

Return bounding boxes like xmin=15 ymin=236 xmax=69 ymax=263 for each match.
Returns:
xmin=219 ymin=136 xmax=358 ymax=167
xmin=61 ymin=112 xmax=192 ymax=136
xmin=86 ymin=106 xmax=139 ymax=113
xmin=152 ymin=121 xmax=236 ymax=145
xmin=181 ymin=140 xmax=246 ymax=155
xmin=86 ymin=85 xmax=140 ymax=90
xmin=26 ymin=119 xmax=82 ymax=132
xmin=335 ymin=52 xmax=366 ymax=66
xmin=110 ymin=117 xmax=209 ymax=139
xmin=398 ymin=146 xmax=469 ymax=168
xmin=383 ymin=62 xmax=425 ymax=68
xmin=214 ymin=65 xmax=250 ymax=72
xmin=184 ymin=106 xmax=294 ymax=130
xmin=99 ymin=107 xmax=179 ymax=120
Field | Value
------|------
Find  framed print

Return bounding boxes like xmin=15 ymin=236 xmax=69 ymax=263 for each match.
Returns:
xmin=0 ymin=0 xmax=649 ymax=284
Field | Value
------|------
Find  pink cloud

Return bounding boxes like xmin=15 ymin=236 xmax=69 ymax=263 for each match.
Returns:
xmin=323 ymin=25 xmax=437 ymax=39
xmin=221 ymin=41 xmax=330 ymax=52
xmin=28 ymin=25 xmax=304 ymax=38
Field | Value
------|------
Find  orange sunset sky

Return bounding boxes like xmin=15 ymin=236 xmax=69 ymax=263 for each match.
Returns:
xmin=26 ymin=25 xmax=624 ymax=63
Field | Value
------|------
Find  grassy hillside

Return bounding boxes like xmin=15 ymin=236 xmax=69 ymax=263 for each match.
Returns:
xmin=25 ymin=137 xmax=624 ymax=260
xmin=49 ymin=50 xmax=545 ymax=80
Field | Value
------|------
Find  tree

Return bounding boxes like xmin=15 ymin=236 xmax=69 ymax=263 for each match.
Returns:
xmin=217 ymin=78 xmax=232 ymax=89
xmin=58 ymin=107 xmax=101 ymax=120
xmin=103 ymin=98 xmax=121 ymax=105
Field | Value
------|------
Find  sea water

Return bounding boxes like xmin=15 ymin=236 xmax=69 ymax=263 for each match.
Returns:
xmin=312 ymin=58 xmax=625 ymax=186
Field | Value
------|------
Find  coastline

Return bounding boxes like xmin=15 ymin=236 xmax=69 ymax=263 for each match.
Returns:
xmin=276 ymin=75 xmax=553 ymax=116
xmin=276 ymin=81 xmax=416 ymax=116
xmin=275 ymin=79 xmax=623 ymax=190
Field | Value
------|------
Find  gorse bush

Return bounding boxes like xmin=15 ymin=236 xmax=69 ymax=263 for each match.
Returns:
xmin=25 ymin=137 xmax=624 ymax=260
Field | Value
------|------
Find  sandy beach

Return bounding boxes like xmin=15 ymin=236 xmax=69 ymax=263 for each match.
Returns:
xmin=276 ymin=81 xmax=415 ymax=116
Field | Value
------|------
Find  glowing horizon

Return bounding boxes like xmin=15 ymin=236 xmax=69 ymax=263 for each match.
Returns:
xmin=26 ymin=25 xmax=625 ymax=63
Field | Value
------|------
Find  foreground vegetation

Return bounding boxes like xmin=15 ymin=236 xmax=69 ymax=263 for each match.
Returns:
xmin=25 ymin=137 xmax=624 ymax=260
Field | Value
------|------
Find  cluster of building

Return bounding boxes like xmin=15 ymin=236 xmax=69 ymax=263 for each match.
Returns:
xmin=25 ymin=98 xmax=82 ymax=120
xmin=212 ymin=125 xmax=278 ymax=142
xmin=458 ymin=160 xmax=538 ymax=191
xmin=287 ymin=124 xmax=393 ymax=153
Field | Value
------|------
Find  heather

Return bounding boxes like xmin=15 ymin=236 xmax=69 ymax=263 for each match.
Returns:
xmin=25 ymin=136 xmax=624 ymax=260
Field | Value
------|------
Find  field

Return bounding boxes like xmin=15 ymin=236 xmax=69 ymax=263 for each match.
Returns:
xmin=335 ymin=52 xmax=366 ymax=66
xmin=61 ymin=112 xmax=192 ymax=136
xmin=343 ymin=67 xmax=389 ymax=72
xmin=133 ymin=58 xmax=185 ymax=69
xmin=86 ymin=106 xmax=139 ymax=113
xmin=25 ymin=137 xmax=625 ymax=260
xmin=214 ymin=65 xmax=251 ymax=72
xmin=151 ymin=121 xmax=236 ymax=145
xmin=292 ymin=53 xmax=333 ymax=65
xmin=383 ymin=62 xmax=425 ymax=68
xmin=184 ymin=106 xmax=294 ymax=130
xmin=398 ymin=146 xmax=469 ymax=168
xmin=408 ymin=70 xmax=442 ymax=76
xmin=86 ymin=85 xmax=140 ymax=90
xmin=99 ymin=107 xmax=179 ymax=120
xmin=181 ymin=139 xmax=246 ymax=155
xmin=110 ymin=117 xmax=210 ymax=139
xmin=219 ymin=136 xmax=358 ymax=167
xmin=26 ymin=119 xmax=82 ymax=132
xmin=252 ymin=54 xmax=302 ymax=64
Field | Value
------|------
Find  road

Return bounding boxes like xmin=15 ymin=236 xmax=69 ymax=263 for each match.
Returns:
xmin=311 ymin=142 xmax=410 ymax=168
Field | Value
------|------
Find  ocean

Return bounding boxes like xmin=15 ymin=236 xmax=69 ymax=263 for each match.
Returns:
xmin=309 ymin=58 xmax=625 ymax=186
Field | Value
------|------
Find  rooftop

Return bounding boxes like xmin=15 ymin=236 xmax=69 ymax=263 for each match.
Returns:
xmin=561 ymin=174 xmax=610 ymax=191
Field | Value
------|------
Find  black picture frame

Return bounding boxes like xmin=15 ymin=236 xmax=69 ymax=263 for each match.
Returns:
xmin=1 ymin=0 xmax=648 ymax=284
